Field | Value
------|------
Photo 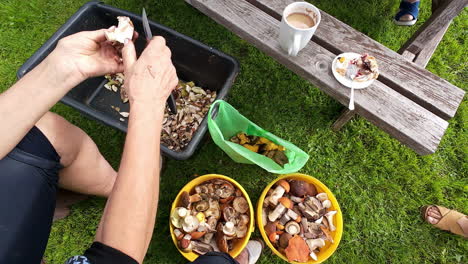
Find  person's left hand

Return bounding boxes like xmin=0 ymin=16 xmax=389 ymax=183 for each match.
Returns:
xmin=47 ymin=28 xmax=136 ymax=86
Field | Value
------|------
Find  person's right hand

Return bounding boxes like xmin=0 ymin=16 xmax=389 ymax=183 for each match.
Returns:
xmin=121 ymin=37 xmax=178 ymax=107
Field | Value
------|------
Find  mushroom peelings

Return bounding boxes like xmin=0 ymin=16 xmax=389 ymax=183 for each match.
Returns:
xmin=172 ymin=179 xmax=250 ymax=256
xmin=263 ymin=179 xmax=337 ymax=263
xmin=229 ymin=133 xmax=289 ymax=166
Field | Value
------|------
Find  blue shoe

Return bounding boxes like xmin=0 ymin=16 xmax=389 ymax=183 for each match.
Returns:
xmin=394 ymin=0 xmax=420 ymax=26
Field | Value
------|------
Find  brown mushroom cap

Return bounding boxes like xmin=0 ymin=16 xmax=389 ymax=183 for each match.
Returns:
xmin=194 ymin=200 xmax=209 ymax=212
xmin=233 ymin=197 xmax=249 ymax=214
xmin=277 ymin=180 xmax=290 ymax=193
xmin=289 ymin=180 xmax=316 ymax=197
xmin=180 ymin=191 xmax=191 ymax=208
xmin=278 ymin=197 xmax=293 ymax=209
xmin=264 ymin=221 xmax=277 ymax=235
xmin=279 ymin=233 xmax=293 ymax=248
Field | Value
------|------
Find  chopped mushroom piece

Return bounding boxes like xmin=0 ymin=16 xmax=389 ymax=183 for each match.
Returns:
xmin=182 ymin=215 xmax=200 ymax=233
xmin=192 ymin=241 xmax=214 ymax=255
xmin=325 ymin=211 xmax=337 ymax=231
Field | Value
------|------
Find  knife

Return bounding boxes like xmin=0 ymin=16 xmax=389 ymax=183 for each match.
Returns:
xmin=142 ymin=8 xmax=177 ymax=114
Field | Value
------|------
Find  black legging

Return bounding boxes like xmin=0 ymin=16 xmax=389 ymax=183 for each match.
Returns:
xmin=0 ymin=127 xmax=238 ymax=264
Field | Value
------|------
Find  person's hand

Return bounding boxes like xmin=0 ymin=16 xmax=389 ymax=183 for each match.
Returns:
xmin=47 ymin=28 xmax=129 ymax=86
xmin=121 ymin=36 xmax=178 ymax=107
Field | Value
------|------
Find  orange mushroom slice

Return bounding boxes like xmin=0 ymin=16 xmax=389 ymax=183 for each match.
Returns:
xmin=284 ymin=235 xmax=310 ymax=263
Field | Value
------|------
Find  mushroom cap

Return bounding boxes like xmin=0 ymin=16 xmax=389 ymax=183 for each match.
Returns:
xmin=278 ymin=197 xmax=293 ymax=209
xmin=289 ymin=180 xmax=317 ymax=197
xmin=279 ymin=233 xmax=293 ymax=248
xmin=316 ymin=192 xmax=328 ymax=201
xmin=223 ymin=206 xmax=237 ymax=222
xmin=180 ymin=191 xmax=191 ymax=208
xmin=182 ymin=215 xmax=200 ymax=233
xmin=194 ymin=200 xmax=209 ymax=212
xmin=233 ymin=197 xmax=249 ymax=214
xmin=277 ymin=180 xmax=290 ymax=193
xmin=264 ymin=221 xmax=277 ymax=235
xmin=285 ymin=221 xmax=301 ymax=235
xmin=215 ymin=182 xmax=235 ymax=199
xmin=239 ymin=214 xmax=250 ymax=226
xmin=223 ymin=221 xmax=236 ymax=236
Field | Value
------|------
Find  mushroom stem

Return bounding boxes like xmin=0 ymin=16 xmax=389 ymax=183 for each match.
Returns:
xmin=325 ymin=211 xmax=337 ymax=231
xmin=268 ymin=203 xmax=286 ymax=222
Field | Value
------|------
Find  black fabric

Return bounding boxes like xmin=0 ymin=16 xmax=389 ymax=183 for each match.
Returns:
xmin=0 ymin=127 xmax=61 ymax=264
xmin=16 ymin=125 xmax=60 ymax=162
xmin=84 ymin=242 xmax=139 ymax=264
xmin=189 ymin=251 xmax=239 ymax=264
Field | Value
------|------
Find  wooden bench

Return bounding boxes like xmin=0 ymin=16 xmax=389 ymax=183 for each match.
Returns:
xmin=185 ymin=0 xmax=465 ymax=155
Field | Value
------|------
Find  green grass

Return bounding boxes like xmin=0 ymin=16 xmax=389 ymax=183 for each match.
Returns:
xmin=0 ymin=0 xmax=467 ymax=263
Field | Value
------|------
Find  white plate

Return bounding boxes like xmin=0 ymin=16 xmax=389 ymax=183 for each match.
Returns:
xmin=331 ymin=52 xmax=375 ymax=89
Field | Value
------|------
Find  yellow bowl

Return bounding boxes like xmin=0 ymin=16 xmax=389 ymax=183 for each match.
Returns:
xmin=257 ymin=173 xmax=343 ymax=263
xmin=170 ymin=174 xmax=255 ymax=261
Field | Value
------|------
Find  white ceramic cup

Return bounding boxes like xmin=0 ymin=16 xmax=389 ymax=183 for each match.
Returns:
xmin=279 ymin=2 xmax=321 ymax=57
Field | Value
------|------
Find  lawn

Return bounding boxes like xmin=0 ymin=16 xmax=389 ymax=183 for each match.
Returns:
xmin=0 ymin=0 xmax=467 ymax=263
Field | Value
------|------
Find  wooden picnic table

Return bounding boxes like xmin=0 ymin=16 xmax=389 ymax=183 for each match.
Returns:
xmin=185 ymin=0 xmax=465 ymax=155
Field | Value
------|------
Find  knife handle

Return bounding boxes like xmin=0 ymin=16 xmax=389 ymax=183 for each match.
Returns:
xmin=168 ymin=93 xmax=177 ymax=114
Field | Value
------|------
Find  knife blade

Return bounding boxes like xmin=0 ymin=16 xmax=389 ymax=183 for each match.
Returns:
xmin=142 ymin=8 xmax=177 ymax=114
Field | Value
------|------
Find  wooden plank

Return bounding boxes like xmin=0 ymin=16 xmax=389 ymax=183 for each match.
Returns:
xmin=400 ymin=22 xmax=451 ymax=68
xmin=399 ymin=0 xmax=466 ymax=67
xmin=247 ymin=0 xmax=465 ymax=120
xmin=332 ymin=109 xmax=356 ymax=131
xmin=185 ymin=0 xmax=449 ymax=155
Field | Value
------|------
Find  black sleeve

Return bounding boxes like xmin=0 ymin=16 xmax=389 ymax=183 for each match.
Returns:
xmin=83 ymin=242 xmax=139 ymax=264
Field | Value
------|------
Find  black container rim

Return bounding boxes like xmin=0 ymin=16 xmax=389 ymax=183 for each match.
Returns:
xmin=16 ymin=1 xmax=240 ymax=160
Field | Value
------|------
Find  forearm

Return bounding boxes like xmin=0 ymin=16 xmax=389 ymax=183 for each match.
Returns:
xmin=0 ymin=56 xmax=78 ymax=158
xmin=98 ymin=103 xmax=164 ymax=263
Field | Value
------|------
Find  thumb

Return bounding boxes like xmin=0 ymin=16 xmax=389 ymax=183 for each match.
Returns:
xmin=121 ymin=39 xmax=137 ymax=73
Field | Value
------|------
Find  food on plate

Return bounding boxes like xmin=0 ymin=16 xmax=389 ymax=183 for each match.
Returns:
xmin=104 ymin=16 xmax=134 ymax=46
xmin=171 ymin=179 xmax=250 ymax=256
xmin=335 ymin=53 xmax=379 ymax=82
xmin=229 ymin=133 xmax=289 ymax=166
xmin=262 ymin=179 xmax=337 ymax=262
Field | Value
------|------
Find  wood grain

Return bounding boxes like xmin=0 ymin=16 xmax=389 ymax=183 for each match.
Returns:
xmin=185 ymin=0 xmax=449 ymax=154
xmin=248 ymin=0 xmax=465 ymax=120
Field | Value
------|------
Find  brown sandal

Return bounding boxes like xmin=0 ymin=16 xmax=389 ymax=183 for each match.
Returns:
xmin=421 ymin=205 xmax=468 ymax=238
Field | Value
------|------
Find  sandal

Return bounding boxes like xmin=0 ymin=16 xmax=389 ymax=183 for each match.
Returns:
xmin=394 ymin=0 xmax=420 ymax=26
xmin=245 ymin=239 xmax=264 ymax=264
xmin=421 ymin=205 xmax=468 ymax=238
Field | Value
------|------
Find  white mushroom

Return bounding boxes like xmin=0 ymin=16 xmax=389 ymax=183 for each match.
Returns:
xmin=170 ymin=207 xmax=188 ymax=228
xmin=285 ymin=221 xmax=301 ymax=235
xmin=325 ymin=211 xmax=337 ymax=231
xmin=316 ymin=193 xmax=328 ymax=202
xmin=315 ymin=217 xmax=323 ymax=224
xmin=182 ymin=215 xmax=200 ymax=233
xmin=105 ymin=16 xmax=134 ymax=44
xmin=269 ymin=180 xmax=289 ymax=206
xmin=322 ymin=199 xmax=332 ymax=209
xmin=310 ymin=251 xmax=318 ymax=261
xmin=223 ymin=221 xmax=236 ymax=237
xmin=306 ymin=238 xmax=326 ymax=252
xmin=268 ymin=203 xmax=286 ymax=222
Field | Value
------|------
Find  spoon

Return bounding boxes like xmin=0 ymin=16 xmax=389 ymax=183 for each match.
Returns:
xmin=346 ymin=63 xmax=358 ymax=110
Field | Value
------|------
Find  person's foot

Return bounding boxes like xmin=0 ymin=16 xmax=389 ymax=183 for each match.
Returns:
xmin=394 ymin=0 xmax=420 ymax=26
xmin=422 ymin=205 xmax=468 ymax=238
xmin=425 ymin=205 xmax=443 ymax=224
xmin=235 ymin=239 xmax=264 ymax=264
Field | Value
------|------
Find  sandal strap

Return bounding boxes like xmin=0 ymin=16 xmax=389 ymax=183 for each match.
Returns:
xmin=434 ymin=206 xmax=468 ymax=238
xmin=395 ymin=1 xmax=420 ymax=21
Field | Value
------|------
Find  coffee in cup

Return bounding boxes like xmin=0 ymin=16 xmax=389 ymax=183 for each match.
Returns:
xmin=287 ymin=13 xmax=315 ymax=29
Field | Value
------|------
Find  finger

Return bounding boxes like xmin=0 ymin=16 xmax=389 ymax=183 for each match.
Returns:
xmin=122 ymin=39 xmax=137 ymax=73
xmin=84 ymin=29 xmax=108 ymax=43
xmin=132 ymin=31 xmax=139 ymax=41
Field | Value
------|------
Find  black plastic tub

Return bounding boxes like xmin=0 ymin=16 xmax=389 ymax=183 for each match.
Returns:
xmin=17 ymin=1 xmax=239 ymax=160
